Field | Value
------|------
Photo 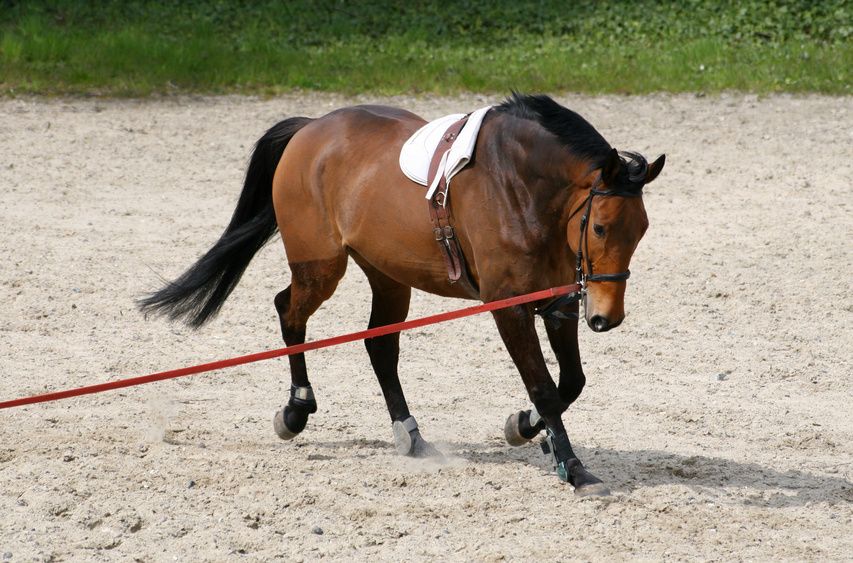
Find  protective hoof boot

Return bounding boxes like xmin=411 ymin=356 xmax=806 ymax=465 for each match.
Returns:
xmin=541 ymin=431 xmax=610 ymax=497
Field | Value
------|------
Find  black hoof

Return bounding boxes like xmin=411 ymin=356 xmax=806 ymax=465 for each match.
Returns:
xmin=561 ymin=458 xmax=610 ymax=497
xmin=273 ymin=405 xmax=309 ymax=441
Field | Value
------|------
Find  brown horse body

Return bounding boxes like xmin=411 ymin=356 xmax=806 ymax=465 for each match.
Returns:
xmin=140 ymin=94 xmax=665 ymax=495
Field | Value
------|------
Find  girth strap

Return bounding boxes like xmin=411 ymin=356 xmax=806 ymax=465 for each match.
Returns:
xmin=426 ymin=115 xmax=480 ymax=298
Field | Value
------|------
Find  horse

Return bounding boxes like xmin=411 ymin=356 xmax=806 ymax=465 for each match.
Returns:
xmin=139 ymin=93 xmax=665 ymax=497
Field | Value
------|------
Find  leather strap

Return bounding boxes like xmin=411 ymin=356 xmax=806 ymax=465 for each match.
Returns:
xmin=426 ymin=115 xmax=480 ymax=298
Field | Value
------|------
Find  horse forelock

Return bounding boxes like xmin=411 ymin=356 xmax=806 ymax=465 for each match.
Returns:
xmin=617 ymin=151 xmax=649 ymax=194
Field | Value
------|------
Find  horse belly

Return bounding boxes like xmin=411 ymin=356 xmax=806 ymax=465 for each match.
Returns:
xmin=340 ymin=187 xmax=473 ymax=299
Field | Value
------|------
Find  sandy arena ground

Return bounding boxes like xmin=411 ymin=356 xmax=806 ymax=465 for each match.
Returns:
xmin=0 ymin=93 xmax=851 ymax=561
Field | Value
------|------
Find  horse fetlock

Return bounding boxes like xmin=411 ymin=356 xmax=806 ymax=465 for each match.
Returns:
xmin=288 ymin=385 xmax=318 ymax=413
xmin=504 ymin=407 xmax=545 ymax=446
xmin=539 ymin=430 xmax=609 ymax=496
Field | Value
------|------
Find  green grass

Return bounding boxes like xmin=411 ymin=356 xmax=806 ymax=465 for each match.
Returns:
xmin=1 ymin=1 xmax=850 ymax=96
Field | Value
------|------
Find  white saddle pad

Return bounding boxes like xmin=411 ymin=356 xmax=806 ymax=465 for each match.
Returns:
xmin=399 ymin=106 xmax=492 ymax=198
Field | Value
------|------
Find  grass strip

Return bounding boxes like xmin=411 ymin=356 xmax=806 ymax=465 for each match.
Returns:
xmin=1 ymin=1 xmax=849 ymax=96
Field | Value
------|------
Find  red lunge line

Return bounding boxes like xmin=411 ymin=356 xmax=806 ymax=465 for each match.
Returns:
xmin=0 ymin=284 xmax=580 ymax=410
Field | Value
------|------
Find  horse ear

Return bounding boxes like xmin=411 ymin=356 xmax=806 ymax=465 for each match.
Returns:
xmin=645 ymin=154 xmax=666 ymax=184
xmin=601 ymin=148 xmax=621 ymax=184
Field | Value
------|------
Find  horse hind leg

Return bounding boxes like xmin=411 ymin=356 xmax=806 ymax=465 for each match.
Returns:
xmin=358 ymin=260 xmax=442 ymax=458
xmin=272 ymin=256 xmax=347 ymax=440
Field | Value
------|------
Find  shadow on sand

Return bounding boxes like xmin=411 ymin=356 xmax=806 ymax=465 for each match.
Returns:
xmin=310 ymin=437 xmax=852 ymax=508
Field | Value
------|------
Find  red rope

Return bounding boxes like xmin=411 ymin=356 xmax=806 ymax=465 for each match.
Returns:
xmin=0 ymin=284 xmax=580 ymax=410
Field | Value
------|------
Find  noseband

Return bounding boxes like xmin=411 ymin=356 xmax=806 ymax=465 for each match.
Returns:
xmin=568 ymin=178 xmax=643 ymax=288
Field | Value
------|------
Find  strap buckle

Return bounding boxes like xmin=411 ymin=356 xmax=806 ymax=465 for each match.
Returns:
xmin=434 ymin=226 xmax=455 ymax=241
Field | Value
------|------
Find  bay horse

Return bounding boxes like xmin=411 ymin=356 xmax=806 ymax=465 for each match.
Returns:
xmin=139 ymin=93 xmax=665 ymax=496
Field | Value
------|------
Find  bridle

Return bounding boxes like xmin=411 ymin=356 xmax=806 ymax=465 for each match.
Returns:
xmin=535 ymin=175 xmax=643 ymax=324
xmin=567 ymin=175 xmax=643 ymax=289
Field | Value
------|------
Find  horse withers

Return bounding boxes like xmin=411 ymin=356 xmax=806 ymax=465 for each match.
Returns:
xmin=139 ymin=93 xmax=665 ymax=497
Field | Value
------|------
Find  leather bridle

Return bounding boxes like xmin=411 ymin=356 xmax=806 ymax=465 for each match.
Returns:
xmin=567 ymin=176 xmax=643 ymax=289
xmin=535 ymin=176 xmax=643 ymax=324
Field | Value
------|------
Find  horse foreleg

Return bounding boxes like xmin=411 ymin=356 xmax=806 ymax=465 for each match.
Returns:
xmin=506 ymin=301 xmax=585 ymax=445
xmin=544 ymin=300 xmax=586 ymax=407
xmin=492 ymin=305 xmax=608 ymax=496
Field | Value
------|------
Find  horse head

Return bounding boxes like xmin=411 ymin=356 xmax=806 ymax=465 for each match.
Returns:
xmin=567 ymin=149 xmax=665 ymax=332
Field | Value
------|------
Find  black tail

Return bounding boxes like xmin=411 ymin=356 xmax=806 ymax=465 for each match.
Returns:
xmin=138 ymin=116 xmax=313 ymax=328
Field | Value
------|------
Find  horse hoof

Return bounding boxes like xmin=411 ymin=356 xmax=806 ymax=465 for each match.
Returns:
xmin=504 ymin=409 xmax=543 ymax=446
xmin=504 ymin=412 xmax=529 ymax=446
xmin=392 ymin=418 xmax=415 ymax=454
xmin=392 ymin=417 xmax=444 ymax=459
xmin=559 ymin=458 xmax=610 ymax=497
xmin=273 ymin=409 xmax=298 ymax=440
xmin=574 ymin=482 xmax=611 ymax=498
xmin=410 ymin=433 xmax=444 ymax=460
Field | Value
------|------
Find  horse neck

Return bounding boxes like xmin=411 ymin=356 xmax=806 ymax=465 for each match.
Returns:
xmin=483 ymin=115 xmax=595 ymax=223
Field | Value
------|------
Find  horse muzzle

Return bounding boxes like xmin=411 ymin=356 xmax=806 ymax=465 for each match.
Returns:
xmin=587 ymin=314 xmax=623 ymax=332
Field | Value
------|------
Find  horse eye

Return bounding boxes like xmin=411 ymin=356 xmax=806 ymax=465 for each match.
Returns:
xmin=593 ymin=224 xmax=605 ymax=237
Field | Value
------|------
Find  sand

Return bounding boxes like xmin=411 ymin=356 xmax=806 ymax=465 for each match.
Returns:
xmin=0 ymin=92 xmax=851 ymax=561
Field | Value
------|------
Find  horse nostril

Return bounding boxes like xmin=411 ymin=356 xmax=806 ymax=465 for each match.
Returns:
xmin=590 ymin=315 xmax=609 ymax=332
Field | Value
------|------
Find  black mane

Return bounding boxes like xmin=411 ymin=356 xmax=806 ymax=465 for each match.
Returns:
xmin=494 ymin=92 xmax=611 ymax=163
xmin=495 ymin=92 xmax=648 ymax=193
